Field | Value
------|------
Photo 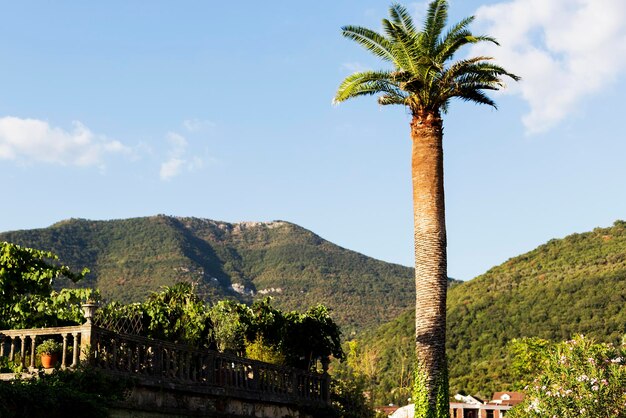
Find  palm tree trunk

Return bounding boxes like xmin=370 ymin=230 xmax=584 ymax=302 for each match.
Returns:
xmin=411 ymin=111 xmax=448 ymax=411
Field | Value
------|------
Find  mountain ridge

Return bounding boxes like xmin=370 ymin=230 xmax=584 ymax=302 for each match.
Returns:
xmin=0 ymin=214 xmax=429 ymax=333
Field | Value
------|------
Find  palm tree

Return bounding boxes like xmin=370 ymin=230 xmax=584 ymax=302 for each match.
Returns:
xmin=334 ymin=1 xmax=518 ymax=415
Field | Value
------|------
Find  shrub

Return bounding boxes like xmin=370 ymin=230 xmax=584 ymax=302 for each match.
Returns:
xmin=508 ymin=335 xmax=626 ymax=418
xmin=330 ymin=376 xmax=375 ymax=418
xmin=0 ymin=367 xmax=130 ymax=418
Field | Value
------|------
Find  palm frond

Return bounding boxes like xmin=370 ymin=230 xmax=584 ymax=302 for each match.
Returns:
xmin=382 ymin=19 xmax=422 ymax=74
xmin=381 ymin=20 xmax=412 ymax=71
xmin=389 ymin=3 xmax=417 ymax=34
xmin=334 ymin=71 xmax=398 ymax=104
xmin=435 ymin=16 xmax=473 ymax=53
xmin=422 ymin=0 xmax=448 ymax=52
xmin=439 ymin=98 xmax=450 ymax=114
xmin=443 ymin=59 xmax=520 ymax=85
xmin=378 ymin=94 xmax=408 ymax=106
xmin=451 ymin=87 xmax=497 ymax=108
xmin=443 ymin=16 xmax=474 ymax=39
xmin=438 ymin=33 xmax=499 ymax=63
xmin=341 ymin=26 xmax=395 ymax=62
xmin=336 ymin=81 xmax=406 ymax=104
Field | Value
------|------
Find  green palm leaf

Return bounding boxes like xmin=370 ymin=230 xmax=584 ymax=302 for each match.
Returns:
xmin=333 ymin=70 xmax=399 ymax=104
xmin=389 ymin=3 xmax=417 ymax=34
xmin=341 ymin=26 xmax=395 ymax=62
xmin=422 ymin=0 xmax=448 ymax=52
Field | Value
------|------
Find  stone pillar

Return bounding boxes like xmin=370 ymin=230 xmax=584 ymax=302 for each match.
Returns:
xmin=79 ymin=323 xmax=96 ymax=365
xmin=79 ymin=301 xmax=99 ymax=365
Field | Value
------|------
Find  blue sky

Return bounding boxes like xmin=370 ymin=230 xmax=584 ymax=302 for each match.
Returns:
xmin=1 ymin=0 xmax=626 ymax=281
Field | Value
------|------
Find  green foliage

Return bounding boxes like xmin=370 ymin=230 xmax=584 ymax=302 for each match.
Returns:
xmin=508 ymin=337 xmax=551 ymax=388
xmin=244 ymin=297 xmax=285 ymax=352
xmin=336 ymin=312 xmax=415 ymax=406
xmin=434 ymin=363 xmax=450 ymax=418
xmin=413 ymin=364 xmax=430 ymax=418
xmin=213 ymin=297 xmax=345 ymax=370
xmin=245 ymin=336 xmax=286 ymax=365
xmin=9 ymin=288 xmax=100 ymax=330
xmin=446 ymin=220 xmax=626 ymax=396
xmin=280 ymin=304 xmax=345 ymax=369
xmin=412 ymin=361 xmax=449 ymax=418
xmin=0 ymin=241 xmax=86 ymax=296
xmin=0 ymin=242 xmax=91 ymax=329
xmin=330 ymin=376 xmax=376 ymax=418
xmin=36 ymin=339 xmax=62 ymax=356
xmin=0 ymin=357 xmax=17 ymax=373
xmin=507 ymin=335 xmax=626 ymax=418
xmin=0 ymin=242 xmax=96 ymax=329
xmin=351 ymin=220 xmax=626 ymax=403
xmin=141 ymin=282 xmax=210 ymax=346
xmin=0 ymin=367 xmax=130 ymax=418
xmin=240 ymin=297 xmax=345 ymax=369
xmin=97 ymin=286 xmax=344 ymax=371
xmin=97 ymin=282 xmax=213 ymax=348
xmin=209 ymin=299 xmax=250 ymax=353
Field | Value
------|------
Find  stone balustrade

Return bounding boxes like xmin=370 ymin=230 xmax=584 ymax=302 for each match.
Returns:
xmin=0 ymin=324 xmax=330 ymax=407
xmin=0 ymin=325 xmax=90 ymax=372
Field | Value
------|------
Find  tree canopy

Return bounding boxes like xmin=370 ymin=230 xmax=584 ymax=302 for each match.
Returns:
xmin=334 ymin=1 xmax=519 ymax=116
xmin=0 ymin=241 xmax=94 ymax=329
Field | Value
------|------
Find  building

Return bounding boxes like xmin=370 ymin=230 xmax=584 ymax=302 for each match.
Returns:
xmin=381 ymin=392 xmax=524 ymax=418
xmin=375 ymin=405 xmax=400 ymax=416
xmin=449 ymin=392 xmax=524 ymax=418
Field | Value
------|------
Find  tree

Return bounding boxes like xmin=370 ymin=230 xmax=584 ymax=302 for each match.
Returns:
xmin=0 ymin=241 xmax=91 ymax=329
xmin=97 ymin=283 xmax=214 ymax=348
xmin=243 ymin=298 xmax=344 ymax=370
xmin=141 ymin=282 xmax=210 ymax=346
xmin=333 ymin=2 xmax=518 ymax=415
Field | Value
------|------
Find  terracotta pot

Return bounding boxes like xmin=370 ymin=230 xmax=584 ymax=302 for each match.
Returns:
xmin=41 ymin=353 xmax=59 ymax=368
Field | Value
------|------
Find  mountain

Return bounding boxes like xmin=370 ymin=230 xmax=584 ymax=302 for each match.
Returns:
xmin=350 ymin=220 xmax=626 ymax=402
xmin=9 ymin=216 xmax=622 ymax=401
xmin=0 ymin=215 xmax=437 ymax=333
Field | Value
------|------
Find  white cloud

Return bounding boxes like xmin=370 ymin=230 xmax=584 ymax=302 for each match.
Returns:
xmin=340 ymin=62 xmax=369 ymax=73
xmin=159 ymin=131 xmax=203 ymax=180
xmin=182 ymin=118 xmax=215 ymax=133
xmin=159 ymin=157 xmax=185 ymax=181
xmin=0 ymin=116 xmax=130 ymax=167
xmin=472 ymin=0 xmax=626 ymax=133
xmin=167 ymin=132 xmax=187 ymax=150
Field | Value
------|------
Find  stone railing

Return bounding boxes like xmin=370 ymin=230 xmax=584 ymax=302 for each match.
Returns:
xmin=0 ymin=324 xmax=330 ymax=407
xmin=0 ymin=325 xmax=91 ymax=372
xmin=90 ymin=326 xmax=329 ymax=405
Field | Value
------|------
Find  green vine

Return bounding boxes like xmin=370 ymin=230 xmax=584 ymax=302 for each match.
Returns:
xmin=413 ymin=359 xmax=450 ymax=418
xmin=413 ymin=362 xmax=431 ymax=418
xmin=434 ymin=360 xmax=450 ymax=418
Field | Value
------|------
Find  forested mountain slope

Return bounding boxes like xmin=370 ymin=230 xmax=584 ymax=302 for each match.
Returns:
xmin=0 ymin=215 xmax=428 ymax=332
xmin=352 ymin=220 xmax=626 ymax=402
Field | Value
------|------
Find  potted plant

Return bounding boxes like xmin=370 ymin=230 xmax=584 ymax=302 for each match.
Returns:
xmin=36 ymin=339 xmax=62 ymax=368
